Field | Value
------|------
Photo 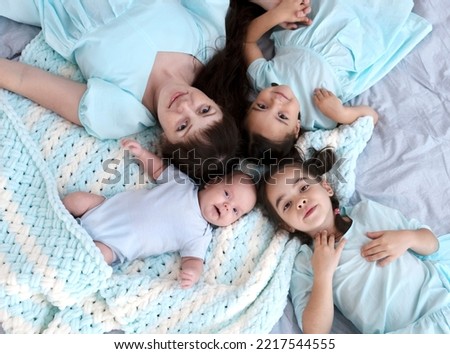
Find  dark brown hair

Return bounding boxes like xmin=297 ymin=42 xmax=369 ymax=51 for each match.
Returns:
xmin=259 ymin=147 xmax=352 ymax=244
xmin=191 ymin=1 xmax=265 ymax=157
xmin=160 ymin=113 xmax=241 ymax=185
xmin=160 ymin=2 xmax=264 ymax=182
xmin=244 ymin=130 xmax=299 ymax=165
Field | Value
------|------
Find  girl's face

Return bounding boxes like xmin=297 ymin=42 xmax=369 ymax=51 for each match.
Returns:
xmin=157 ymin=84 xmax=223 ymax=143
xmin=246 ymin=85 xmax=301 ymax=142
xmin=265 ymin=165 xmax=335 ymax=237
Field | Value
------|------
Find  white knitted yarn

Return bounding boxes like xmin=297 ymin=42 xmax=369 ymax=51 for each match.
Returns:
xmin=0 ymin=33 xmax=300 ymax=334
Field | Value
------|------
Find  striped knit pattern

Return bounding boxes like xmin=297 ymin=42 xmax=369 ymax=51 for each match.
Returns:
xmin=0 ymin=33 xmax=301 ymax=334
xmin=0 ymin=32 xmax=372 ymax=334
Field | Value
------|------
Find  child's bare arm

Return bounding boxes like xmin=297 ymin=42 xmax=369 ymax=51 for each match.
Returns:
xmin=361 ymin=228 xmax=439 ymax=267
xmin=121 ymin=139 xmax=165 ymax=180
xmin=302 ymin=231 xmax=346 ymax=334
xmin=248 ymin=0 xmax=313 ymax=29
xmin=179 ymin=257 xmax=204 ymax=289
xmin=313 ymin=88 xmax=379 ymax=125
xmin=244 ymin=0 xmax=311 ymax=66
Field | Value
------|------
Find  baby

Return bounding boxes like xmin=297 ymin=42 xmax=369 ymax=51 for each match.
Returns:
xmin=62 ymin=139 xmax=257 ymax=288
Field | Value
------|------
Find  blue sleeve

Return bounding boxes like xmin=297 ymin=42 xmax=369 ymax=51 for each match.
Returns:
xmin=180 ymin=0 xmax=228 ymax=27
xmin=180 ymin=227 xmax=212 ymax=260
xmin=289 ymin=245 xmax=314 ymax=332
xmin=79 ymin=78 xmax=157 ymax=140
xmin=247 ymin=58 xmax=279 ymax=92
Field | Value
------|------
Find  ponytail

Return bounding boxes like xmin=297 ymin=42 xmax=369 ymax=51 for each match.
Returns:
xmin=259 ymin=146 xmax=351 ymax=244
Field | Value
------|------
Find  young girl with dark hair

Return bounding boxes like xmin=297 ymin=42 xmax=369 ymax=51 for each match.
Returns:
xmin=228 ymin=0 xmax=430 ymax=161
xmin=259 ymin=148 xmax=450 ymax=334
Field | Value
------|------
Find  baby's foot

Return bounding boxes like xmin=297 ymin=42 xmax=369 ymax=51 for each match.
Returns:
xmin=313 ymin=88 xmax=346 ymax=122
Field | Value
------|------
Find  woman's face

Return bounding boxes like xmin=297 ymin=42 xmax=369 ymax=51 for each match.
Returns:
xmin=246 ymin=85 xmax=301 ymax=142
xmin=157 ymin=84 xmax=223 ymax=143
xmin=265 ymin=165 xmax=334 ymax=236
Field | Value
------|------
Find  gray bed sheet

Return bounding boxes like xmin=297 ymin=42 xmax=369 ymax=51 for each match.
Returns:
xmin=0 ymin=16 xmax=39 ymax=60
xmin=0 ymin=0 xmax=449 ymax=334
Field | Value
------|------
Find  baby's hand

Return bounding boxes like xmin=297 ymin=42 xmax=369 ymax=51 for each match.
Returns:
xmin=179 ymin=269 xmax=201 ymax=289
xmin=273 ymin=0 xmax=312 ymax=29
xmin=121 ymin=138 xmax=144 ymax=157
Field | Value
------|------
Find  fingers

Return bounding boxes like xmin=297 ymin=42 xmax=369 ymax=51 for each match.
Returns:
xmin=121 ymin=138 xmax=137 ymax=149
xmin=313 ymin=88 xmax=334 ymax=99
xmin=335 ymin=237 xmax=347 ymax=254
xmin=121 ymin=138 xmax=142 ymax=156
xmin=366 ymin=231 xmax=385 ymax=239
xmin=314 ymin=230 xmax=346 ymax=251
xmin=314 ymin=229 xmax=329 ymax=246
xmin=363 ymin=249 xmax=388 ymax=262
xmin=377 ymin=256 xmax=394 ymax=267
xmin=179 ymin=270 xmax=195 ymax=289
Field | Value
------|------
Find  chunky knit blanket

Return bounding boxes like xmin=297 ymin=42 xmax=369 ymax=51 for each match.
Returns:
xmin=0 ymin=33 xmax=373 ymax=334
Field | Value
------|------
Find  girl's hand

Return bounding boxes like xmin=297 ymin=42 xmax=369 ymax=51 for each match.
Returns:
xmin=313 ymin=88 xmax=345 ymax=121
xmin=121 ymin=138 xmax=144 ymax=157
xmin=269 ymin=0 xmax=313 ymax=29
xmin=311 ymin=230 xmax=346 ymax=278
xmin=361 ymin=230 xmax=411 ymax=267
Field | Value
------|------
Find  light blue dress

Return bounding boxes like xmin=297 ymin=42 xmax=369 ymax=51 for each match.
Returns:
xmin=79 ymin=165 xmax=212 ymax=264
xmin=290 ymin=199 xmax=450 ymax=334
xmin=248 ymin=0 xmax=432 ymax=131
xmin=0 ymin=0 xmax=229 ymax=139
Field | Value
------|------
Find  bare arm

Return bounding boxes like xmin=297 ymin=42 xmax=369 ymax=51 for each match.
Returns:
xmin=121 ymin=139 xmax=165 ymax=180
xmin=302 ymin=231 xmax=346 ymax=334
xmin=0 ymin=58 xmax=85 ymax=125
xmin=179 ymin=257 xmax=204 ymax=289
xmin=313 ymin=88 xmax=379 ymax=125
xmin=244 ymin=0 xmax=311 ymax=66
xmin=361 ymin=228 xmax=439 ymax=267
xmin=248 ymin=0 xmax=313 ymax=27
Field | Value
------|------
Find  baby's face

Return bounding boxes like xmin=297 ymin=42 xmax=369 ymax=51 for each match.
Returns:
xmin=246 ymin=85 xmax=301 ymax=141
xmin=198 ymin=172 xmax=257 ymax=227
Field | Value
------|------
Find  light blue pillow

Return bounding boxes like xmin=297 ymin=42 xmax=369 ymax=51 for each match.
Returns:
xmin=295 ymin=116 xmax=374 ymax=205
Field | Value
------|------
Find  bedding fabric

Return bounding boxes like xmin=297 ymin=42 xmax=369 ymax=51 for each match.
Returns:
xmin=1 ymin=0 xmax=450 ymax=334
xmin=0 ymin=30 xmax=371 ymax=334
xmin=248 ymin=0 xmax=431 ymax=131
xmin=0 ymin=33 xmax=300 ymax=334
xmin=0 ymin=0 xmax=229 ymax=140
xmin=274 ymin=0 xmax=450 ymax=334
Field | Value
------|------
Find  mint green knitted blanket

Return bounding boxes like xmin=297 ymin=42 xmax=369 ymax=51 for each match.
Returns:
xmin=0 ymin=33 xmax=373 ymax=334
xmin=0 ymin=33 xmax=302 ymax=334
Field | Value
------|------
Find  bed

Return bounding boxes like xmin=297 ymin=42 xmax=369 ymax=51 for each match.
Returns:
xmin=0 ymin=0 xmax=448 ymax=334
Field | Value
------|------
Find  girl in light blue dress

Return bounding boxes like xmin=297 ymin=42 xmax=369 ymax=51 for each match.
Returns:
xmin=259 ymin=148 xmax=450 ymax=333
xmin=237 ymin=0 xmax=431 ymax=160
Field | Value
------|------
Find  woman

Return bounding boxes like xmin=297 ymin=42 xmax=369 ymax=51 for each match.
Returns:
xmin=0 ymin=0 xmax=311 ymax=181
